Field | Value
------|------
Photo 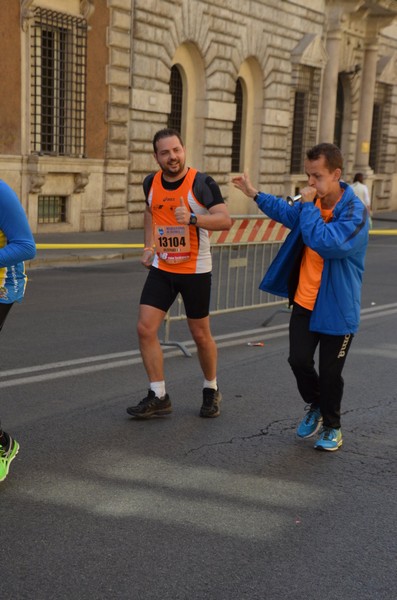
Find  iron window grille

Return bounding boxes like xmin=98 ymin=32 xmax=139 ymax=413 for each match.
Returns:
xmin=31 ymin=8 xmax=87 ymax=157
xmin=38 ymin=195 xmax=67 ymax=224
xmin=290 ymin=66 xmax=318 ymax=174
xmin=168 ymin=65 xmax=183 ymax=133
xmin=334 ymin=77 xmax=344 ymax=149
xmin=231 ymin=78 xmax=243 ymax=172
xmin=290 ymin=91 xmax=306 ymax=174
xmin=369 ymin=84 xmax=389 ymax=174
xmin=369 ymin=103 xmax=382 ymax=173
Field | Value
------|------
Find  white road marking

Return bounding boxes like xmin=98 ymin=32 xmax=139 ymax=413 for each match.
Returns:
xmin=0 ymin=302 xmax=396 ymax=388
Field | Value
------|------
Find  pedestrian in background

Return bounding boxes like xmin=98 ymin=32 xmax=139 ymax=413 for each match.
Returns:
xmin=126 ymin=128 xmax=232 ymax=419
xmin=232 ymin=143 xmax=369 ymax=451
xmin=352 ymin=172 xmax=372 ymax=228
xmin=0 ymin=180 xmax=36 ymax=482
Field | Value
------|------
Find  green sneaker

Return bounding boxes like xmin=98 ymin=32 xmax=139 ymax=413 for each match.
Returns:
xmin=314 ymin=427 xmax=343 ymax=451
xmin=0 ymin=433 xmax=20 ymax=482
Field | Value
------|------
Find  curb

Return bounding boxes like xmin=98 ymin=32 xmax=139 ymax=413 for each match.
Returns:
xmin=27 ymin=249 xmax=142 ymax=269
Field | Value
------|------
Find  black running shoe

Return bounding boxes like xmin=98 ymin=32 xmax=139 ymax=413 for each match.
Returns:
xmin=200 ymin=388 xmax=222 ymax=418
xmin=126 ymin=390 xmax=172 ymax=418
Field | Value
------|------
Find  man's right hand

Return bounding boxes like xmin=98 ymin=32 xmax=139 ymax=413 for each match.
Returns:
xmin=300 ymin=186 xmax=317 ymax=203
xmin=141 ymin=248 xmax=154 ymax=268
xmin=231 ymin=172 xmax=258 ymax=199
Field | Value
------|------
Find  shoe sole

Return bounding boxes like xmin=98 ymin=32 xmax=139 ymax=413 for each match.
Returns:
xmin=296 ymin=420 xmax=323 ymax=439
xmin=126 ymin=408 xmax=172 ymax=419
xmin=314 ymin=440 xmax=343 ymax=451
xmin=0 ymin=441 xmax=20 ymax=482
xmin=200 ymin=409 xmax=220 ymax=418
xmin=200 ymin=393 xmax=222 ymax=418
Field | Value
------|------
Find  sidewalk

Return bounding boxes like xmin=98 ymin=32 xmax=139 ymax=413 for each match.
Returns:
xmin=372 ymin=210 xmax=397 ymax=222
xmin=29 ymin=228 xmax=145 ymax=268
xmin=27 ymin=210 xmax=397 ymax=269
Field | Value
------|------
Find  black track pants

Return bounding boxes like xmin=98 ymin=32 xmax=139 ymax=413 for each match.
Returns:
xmin=0 ymin=303 xmax=13 ymax=433
xmin=288 ymin=303 xmax=353 ymax=429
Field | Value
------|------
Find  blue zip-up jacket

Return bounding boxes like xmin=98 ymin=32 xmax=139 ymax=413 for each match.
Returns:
xmin=256 ymin=182 xmax=369 ymax=335
xmin=0 ymin=180 xmax=36 ymax=304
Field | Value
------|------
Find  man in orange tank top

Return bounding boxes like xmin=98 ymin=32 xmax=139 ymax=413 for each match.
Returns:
xmin=127 ymin=129 xmax=232 ymax=419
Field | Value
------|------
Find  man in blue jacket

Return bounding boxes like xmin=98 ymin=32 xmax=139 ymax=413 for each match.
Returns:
xmin=232 ymin=143 xmax=369 ymax=451
xmin=0 ymin=180 xmax=36 ymax=482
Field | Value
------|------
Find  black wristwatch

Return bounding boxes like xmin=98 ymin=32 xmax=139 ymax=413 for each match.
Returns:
xmin=189 ymin=213 xmax=198 ymax=225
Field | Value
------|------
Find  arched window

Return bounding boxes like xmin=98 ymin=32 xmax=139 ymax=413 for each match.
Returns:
xmin=334 ymin=76 xmax=344 ymax=148
xmin=168 ymin=65 xmax=183 ymax=133
xmin=231 ymin=78 xmax=243 ymax=172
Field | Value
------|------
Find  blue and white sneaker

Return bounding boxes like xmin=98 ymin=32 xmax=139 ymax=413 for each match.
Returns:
xmin=314 ymin=427 xmax=343 ymax=451
xmin=296 ymin=406 xmax=323 ymax=439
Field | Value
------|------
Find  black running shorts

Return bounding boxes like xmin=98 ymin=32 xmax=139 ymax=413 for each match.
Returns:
xmin=140 ymin=267 xmax=212 ymax=319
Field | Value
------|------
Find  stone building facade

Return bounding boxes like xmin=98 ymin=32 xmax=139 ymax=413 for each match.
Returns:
xmin=0 ymin=0 xmax=396 ymax=233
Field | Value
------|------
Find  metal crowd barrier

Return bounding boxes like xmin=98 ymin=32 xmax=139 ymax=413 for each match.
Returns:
xmin=161 ymin=216 xmax=290 ymax=356
xmin=34 ymin=220 xmax=395 ymax=357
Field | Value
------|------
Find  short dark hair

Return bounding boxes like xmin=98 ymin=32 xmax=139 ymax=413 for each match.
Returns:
xmin=152 ymin=128 xmax=184 ymax=153
xmin=353 ymin=172 xmax=363 ymax=183
xmin=306 ymin=143 xmax=343 ymax=172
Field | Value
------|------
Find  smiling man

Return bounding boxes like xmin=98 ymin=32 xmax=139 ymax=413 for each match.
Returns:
xmin=127 ymin=128 xmax=232 ymax=420
xmin=232 ymin=143 xmax=369 ymax=451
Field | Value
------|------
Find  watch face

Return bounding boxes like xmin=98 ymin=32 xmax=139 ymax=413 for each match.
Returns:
xmin=190 ymin=215 xmax=197 ymax=225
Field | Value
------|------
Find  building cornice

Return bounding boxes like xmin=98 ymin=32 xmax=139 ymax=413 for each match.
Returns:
xmin=20 ymin=0 xmax=95 ymax=31
xmin=291 ymin=34 xmax=328 ymax=69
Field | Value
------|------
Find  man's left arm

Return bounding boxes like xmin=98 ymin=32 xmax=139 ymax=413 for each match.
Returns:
xmin=175 ymin=173 xmax=232 ymax=231
xmin=175 ymin=201 xmax=232 ymax=231
xmin=193 ymin=203 xmax=232 ymax=231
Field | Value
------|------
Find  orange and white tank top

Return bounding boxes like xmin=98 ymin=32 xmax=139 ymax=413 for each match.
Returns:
xmin=148 ymin=168 xmax=212 ymax=274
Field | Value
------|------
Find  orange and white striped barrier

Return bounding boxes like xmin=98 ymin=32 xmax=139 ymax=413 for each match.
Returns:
xmin=209 ymin=217 xmax=288 ymax=244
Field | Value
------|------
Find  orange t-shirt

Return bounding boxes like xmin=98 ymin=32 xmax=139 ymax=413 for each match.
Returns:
xmin=294 ymin=202 xmax=334 ymax=310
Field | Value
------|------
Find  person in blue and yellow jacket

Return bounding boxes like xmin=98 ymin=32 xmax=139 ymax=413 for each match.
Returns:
xmin=0 ymin=180 xmax=36 ymax=482
xmin=232 ymin=143 xmax=369 ymax=452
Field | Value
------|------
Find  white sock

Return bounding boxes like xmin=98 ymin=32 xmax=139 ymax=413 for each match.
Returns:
xmin=203 ymin=378 xmax=217 ymax=391
xmin=150 ymin=381 xmax=166 ymax=398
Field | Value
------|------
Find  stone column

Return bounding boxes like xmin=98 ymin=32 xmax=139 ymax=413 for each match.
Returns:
xmin=101 ymin=0 xmax=132 ymax=231
xmin=354 ymin=41 xmax=379 ymax=174
xmin=319 ymin=30 xmax=342 ymax=143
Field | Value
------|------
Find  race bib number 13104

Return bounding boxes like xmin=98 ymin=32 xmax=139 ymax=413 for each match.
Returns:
xmin=154 ymin=224 xmax=191 ymax=264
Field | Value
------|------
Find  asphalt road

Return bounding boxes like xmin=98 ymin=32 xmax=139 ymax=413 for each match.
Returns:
xmin=1 ymin=232 xmax=396 ymax=600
